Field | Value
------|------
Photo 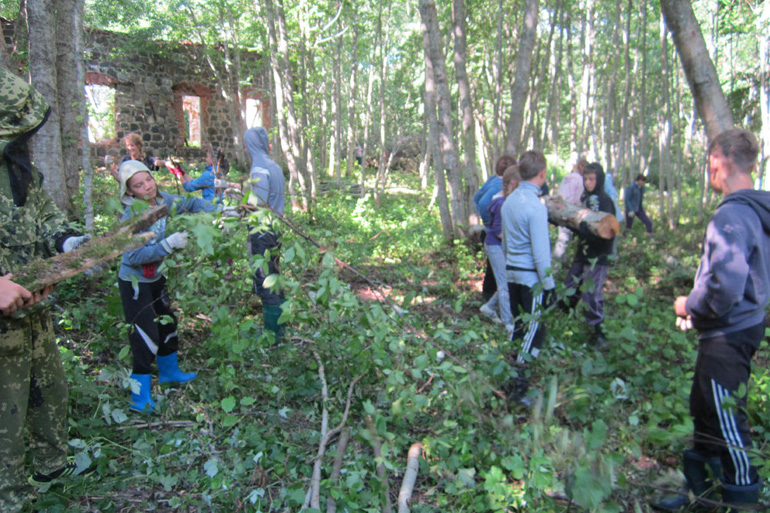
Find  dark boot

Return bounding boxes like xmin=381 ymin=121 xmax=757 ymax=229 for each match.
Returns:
xmin=653 ymin=450 xmax=722 ymax=511
xmin=722 ymin=481 xmax=761 ymax=512
xmin=263 ymin=303 xmax=285 ymax=344
xmin=502 ymin=366 xmax=531 ymax=406
xmin=593 ymin=324 xmax=610 ymax=350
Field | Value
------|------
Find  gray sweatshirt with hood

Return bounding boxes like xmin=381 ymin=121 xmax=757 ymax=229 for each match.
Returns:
xmin=245 ymin=127 xmax=285 ymax=214
xmin=686 ymin=188 xmax=770 ymax=339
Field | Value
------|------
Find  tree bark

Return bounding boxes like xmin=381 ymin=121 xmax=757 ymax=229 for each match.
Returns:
xmin=504 ymin=0 xmax=539 ymax=156
xmin=660 ymin=0 xmax=734 ymax=141
xmin=452 ymin=0 xmax=478 ymax=219
xmin=264 ymin=0 xmax=308 ymax=211
xmin=26 ymin=0 xmax=70 ymax=215
xmin=544 ymin=196 xmax=619 ymax=240
xmin=419 ymin=0 xmax=466 ymax=237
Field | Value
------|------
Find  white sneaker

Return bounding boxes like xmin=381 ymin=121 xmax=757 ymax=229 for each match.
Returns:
xmin=480 ymin=303 xmax=502 ymax=323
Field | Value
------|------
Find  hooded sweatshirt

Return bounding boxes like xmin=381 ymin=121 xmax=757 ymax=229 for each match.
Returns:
xmin=0 ymin=66 xmax=78 ymax=321
xmin=244 ymin=127 xmax=285 ymax=214
xmin=686 ymin=189 xmax=770 ymax=339
xmin=575 ymin=165 xmax=616 ymax=265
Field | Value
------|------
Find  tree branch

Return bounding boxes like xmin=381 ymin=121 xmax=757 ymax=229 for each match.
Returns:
xmin=397 ymin=442 xmax=422 ymax=513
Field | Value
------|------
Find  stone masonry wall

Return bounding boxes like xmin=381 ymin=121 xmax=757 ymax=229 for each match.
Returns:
xmin=1 ymin=20 xmax=269 ymax=168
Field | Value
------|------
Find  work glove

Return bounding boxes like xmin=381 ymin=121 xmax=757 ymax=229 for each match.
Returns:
xmin=627 ymin=211 xmax=635 ymax=219
xmin=222 ymin=206 xmax=241 ymax=218
xmin=62 ymin=235 xmax=91 ymax=253
xmin=161 ymin=231 xmax=188 ymax=253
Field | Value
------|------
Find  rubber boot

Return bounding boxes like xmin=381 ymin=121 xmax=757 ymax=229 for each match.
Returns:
xmin=593 ymin=324 xmax=610 ymax=350
xmin=722 ymin=481 xmax=761 ymax=512
xmin=263 ymin=303 xmax=285 ymax=344
xmin=157 ymin=352 xmax=197 ymax=385
xmin=130 ymin=373 xmax=157 ymax=413
xmin=654 ymin=450 xmax=722 ymax=511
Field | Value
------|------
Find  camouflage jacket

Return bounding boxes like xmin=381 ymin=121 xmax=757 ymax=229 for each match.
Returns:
xmin=0 ymin=67 xmax=74 ymax=322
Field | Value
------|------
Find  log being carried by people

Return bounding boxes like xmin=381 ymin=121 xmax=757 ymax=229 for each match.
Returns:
xmin=543 ymin=195 xmax=620 ymax=239
xmin=10 ymin=204 xmax=169 ymax=291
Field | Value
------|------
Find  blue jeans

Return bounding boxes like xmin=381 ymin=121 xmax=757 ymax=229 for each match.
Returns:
xmin=483 ymin=243 xmax=512 ymax=325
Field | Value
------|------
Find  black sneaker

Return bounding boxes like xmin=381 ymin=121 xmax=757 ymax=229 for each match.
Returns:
xmin=30 ymin=457 xmax=95 ymax=485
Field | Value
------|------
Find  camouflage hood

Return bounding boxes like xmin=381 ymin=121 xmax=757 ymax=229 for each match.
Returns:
xmin=0 ymin=67 xmax=49 ymax=142
xmin=0 ymin=67 xmax=51 ymax=206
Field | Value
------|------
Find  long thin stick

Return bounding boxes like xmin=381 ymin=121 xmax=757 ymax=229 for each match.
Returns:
xmin=397 ymin=442 xmax=422 ymax=513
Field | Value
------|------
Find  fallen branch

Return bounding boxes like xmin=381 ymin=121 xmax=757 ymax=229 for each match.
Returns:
xmin=326 ymin=427 xmax=350 ymax=513
xmin=365 ymin=415 xmax=393 ymax=513
xmin=267 ymin=209 xmax=509 ymax=404
xmin=116 ymin=419 xmax=196 ymax=431
xmin=11 ymin=204 xmax=168 ymax=291
xmin=397 ymin=442 xmax=422 ymax=513
xmin=305 ymin=349 xmax=364 ymax=511
xmin=543 ymin=195 xmax=619 ymax=239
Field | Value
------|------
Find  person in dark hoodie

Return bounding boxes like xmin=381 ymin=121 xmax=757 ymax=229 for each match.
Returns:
xmin=656 ymin=129 xmax=769 ymax=512
xmin=561 ymin=162 xmax=616 ymax=349
xmin=0 ymin=67 xmax=93 ymax=512
xmin=244 ymin=127 xmax=286 ymax=342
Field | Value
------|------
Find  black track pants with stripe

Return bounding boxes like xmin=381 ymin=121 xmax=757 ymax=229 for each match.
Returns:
xmin=507 ymin=282 xmax=546 ymax=364
xmin=119 ymin=276 xmax=179 ymax=374
xmin=690 ymin=322 xmax=763 ymax=487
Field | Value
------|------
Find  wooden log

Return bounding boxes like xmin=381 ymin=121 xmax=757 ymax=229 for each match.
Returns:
xmin=543 ymin=196 xmax=619 ymax=240
xmin=10 ymin=204 xmax=168 ymax=291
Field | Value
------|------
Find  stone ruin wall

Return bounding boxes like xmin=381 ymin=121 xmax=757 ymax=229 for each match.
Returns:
xmin=2 ymin=20 xmax=269 ymax=169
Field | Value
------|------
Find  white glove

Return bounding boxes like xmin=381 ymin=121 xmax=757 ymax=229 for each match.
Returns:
xmin=222 ymin=206 xmax=240 ymax=218
xmin=62 ymin=235 xmax=90 ymax=253
xmin=161 ymin=231 xmax=188 ymax=252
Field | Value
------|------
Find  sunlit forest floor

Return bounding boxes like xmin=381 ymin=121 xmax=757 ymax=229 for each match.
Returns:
xmin=36 ymin=166 xmax=769 ymax=512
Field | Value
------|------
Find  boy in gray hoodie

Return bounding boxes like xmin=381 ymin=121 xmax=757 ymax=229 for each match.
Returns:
xmin=657 ymin=129 xmax=769 ymax=512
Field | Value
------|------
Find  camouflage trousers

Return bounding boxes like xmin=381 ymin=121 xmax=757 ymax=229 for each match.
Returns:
xmin=0 ymin=311 xmax=68 ymax=513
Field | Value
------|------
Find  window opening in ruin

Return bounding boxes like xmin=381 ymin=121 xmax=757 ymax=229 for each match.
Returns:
xmin=182 ymin=95 xmax=201 ymax=147
xmin=85 ymin=84 xmax=115 ymax=143
xmin=245 ymin=98 xmax=263 ymax=128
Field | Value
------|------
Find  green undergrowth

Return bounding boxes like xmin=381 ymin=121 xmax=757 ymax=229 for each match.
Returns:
xmin=42 ymin=173 xmax=769 ymax=512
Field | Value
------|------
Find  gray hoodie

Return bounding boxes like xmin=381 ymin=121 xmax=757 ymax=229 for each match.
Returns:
xmin=686 ymin=188 xmax=770 ymax=338
xmin=244 ymin=127 xmax=285 ymax=214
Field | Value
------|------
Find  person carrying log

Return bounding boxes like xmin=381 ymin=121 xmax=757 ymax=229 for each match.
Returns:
xmin=552 ymin=157 xmax=587 ymax=262
xmin=0 ymin=66 xmax=95 ymax=513
xmin=500 ymin=150 xmax=555 ymax=406
xmin=560 ymin=162 xmax=616 ymax=349
xmin=116 ymin=160 xmax=232 ymax=413
xmin=655 ymin=129 xmax=769 ymax=512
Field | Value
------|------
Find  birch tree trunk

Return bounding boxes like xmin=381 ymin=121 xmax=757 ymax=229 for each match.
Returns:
xmin=452 ymin=0 xmax=478 ymax=218
xmin=264 ymin=0 xmax=308 ymax=211
xmin=758 ymin=0 xmax=769 ymax=188
xmin=423 ymin=34 xmax=453 ymax=242
xmin=345 ymin=11 xmax=359 ymax=180
xmin=419 ymin=0 xmax=466 ymax=236
xmin=27 ymin=0 xmax=70 ymax=215
xmin=504 ymin=0 xmax=539 ymax=156
xmin=660 ymin=0 xmax=734 ymax=141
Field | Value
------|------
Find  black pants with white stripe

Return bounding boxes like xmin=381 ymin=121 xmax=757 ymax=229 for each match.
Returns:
xmin=119 ymin=276 xmax=179 ymax=374
xmin=507 ymin=282 xmax=546 ymax=364
xmin=690 ymin=322 xmax=763 ymax=487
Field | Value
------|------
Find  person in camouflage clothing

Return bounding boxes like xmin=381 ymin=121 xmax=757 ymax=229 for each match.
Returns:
xmin=0 ymin=67 xmax=91 ymax=513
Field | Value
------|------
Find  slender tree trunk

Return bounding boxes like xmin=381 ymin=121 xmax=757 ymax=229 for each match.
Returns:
xmin=345 ymin=11 xmax=359 ymax=180
xmin=27 ymin=0 xmax=70 ymax=214
xmin=660 ymin=0 xmax=734 ymax=141
xmin=264 ymin=0 xmax=308 ymax=211
xmin=419 ymin=0 xmax=466 ymax=236
xmin=452 ymin=0 xmax=477 ymax=220
xmin=491 ymin=0 xmax=504 ymax=159
xmin=504 ymin=0 xmax=539 ymax=156
xmin=423 ymin=34 xmax=453 ymax=242
xmin=758 ymin=0 xmax=769 ymax=188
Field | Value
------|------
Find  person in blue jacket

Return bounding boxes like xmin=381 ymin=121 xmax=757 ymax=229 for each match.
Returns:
xmin=474 ymin=155 xmax=517 ymax=306
xmin=180 ymin=153 xmax=216 ymax=202
xmin=624 ymin=174 xmax=652 ymax=233
xmin=117 ymin=160 xmax=220 ymax=413
xmin=657 ymin=129 xmax=769 ymax=512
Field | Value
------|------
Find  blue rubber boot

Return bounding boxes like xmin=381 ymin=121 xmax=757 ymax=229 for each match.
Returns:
xmin=157 ymin=352 xmax=197 ymax=385
xmin=722 ymin=481 xmax=761 ymax=512
xmin=129 ymin=373 xmax=157 ymax=413
xmin=653 ymin=450 xmax=722 ymax=511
